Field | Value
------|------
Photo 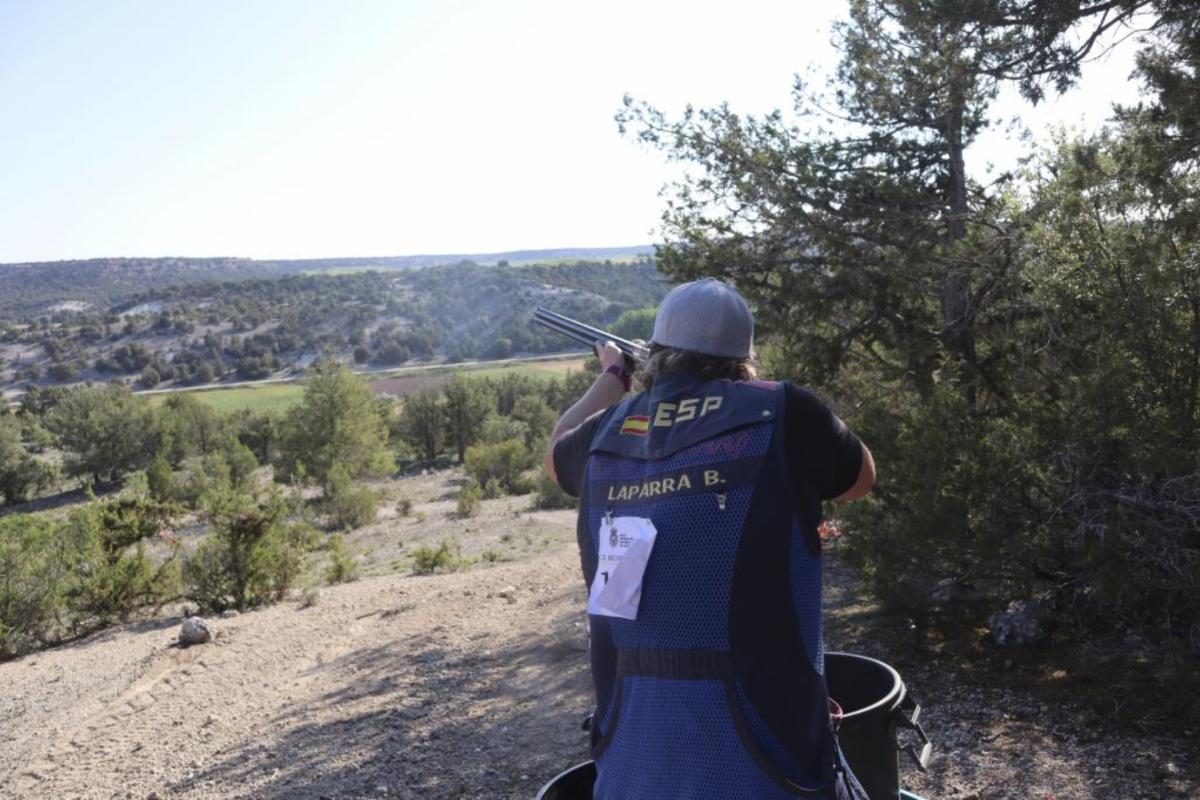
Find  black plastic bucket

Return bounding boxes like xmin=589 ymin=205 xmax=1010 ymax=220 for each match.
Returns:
xmin=535 ymin=651 xmax=930 ymax=800
xmin=824 ymin=652 xmax=929 ymax=799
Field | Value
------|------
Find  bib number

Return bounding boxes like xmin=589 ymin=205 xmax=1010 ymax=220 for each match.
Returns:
xmin=588 ymin=516 xmax=657 ymax=620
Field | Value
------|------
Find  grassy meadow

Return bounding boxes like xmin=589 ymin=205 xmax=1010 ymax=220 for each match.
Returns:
xmin=145 ymin=356 xmax=589 ymax=414
xmin=147 ymin=383 xmax=305 ymax=413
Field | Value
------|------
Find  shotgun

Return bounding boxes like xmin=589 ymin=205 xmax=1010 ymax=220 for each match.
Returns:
xmin=532 ymin=307 xmax=650 ymax=367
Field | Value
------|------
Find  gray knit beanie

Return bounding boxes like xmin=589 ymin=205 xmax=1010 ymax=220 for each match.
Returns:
xmin=650 ymin=277 xmax=754 ymax=359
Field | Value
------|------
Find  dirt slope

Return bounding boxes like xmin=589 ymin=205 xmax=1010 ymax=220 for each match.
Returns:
xmin=2 ymin=534 xmax=1196 ymax=799
xmin=2 ymin=551 xmax=592 ymax=800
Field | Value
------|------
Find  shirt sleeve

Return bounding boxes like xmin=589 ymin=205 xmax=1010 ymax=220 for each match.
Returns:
xmin=551 ymin=409 xmax=608 ymax=498
xmin=784 ymin=382 xmax=864 ymax=500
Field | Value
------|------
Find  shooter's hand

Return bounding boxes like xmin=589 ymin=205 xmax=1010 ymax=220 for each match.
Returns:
xmin=595 ymin=340 xmax=627 ymax=372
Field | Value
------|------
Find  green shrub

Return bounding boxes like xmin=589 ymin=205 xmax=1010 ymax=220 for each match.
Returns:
xmin=0 ymin=417 xmax=58 ymax=505
xmin=325 ymin=533 xmax=359 ymax=584
xmin=411 ymin=540 xmax=461 ymax=575
xmin=276 ymin=361 xmax=395 ymax=485
xmin=0 ymin=515 xmax=77 ymax=657
xmin=266 ymin=522 xmax=318 ymax=600
xmin=174 ymin=452 xmax=233 ymax=508
xmin=46 ymin=384 xmax=153 ymax=484
xmin=183 ymin=489 xmax=310 ymax=612
xmin=479 ymin=414 xmax=529 ymax=446
xmin=146 ymin=453 xmax=177 ymax=502
xmin=322 ymin=464 xmax=379 ymax=530
xmin=534 ymin=468 xmax=576 ymax=510
xmin=510 ymin=396 xmax=557 ymax=450
xmin=70 ymin=496 xmax=182 ymax=625
xmin=223 ymin=438 xmax=260 ymax=490
xmin=456 ymin=480 xmax=483 ymax=517
xmin=396 ymin=495 xmax=414 ymax=516
xmin=464 ymin=438 xmax=534 ymax=495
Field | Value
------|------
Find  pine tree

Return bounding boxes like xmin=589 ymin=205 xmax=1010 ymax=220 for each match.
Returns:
xmin=277 ymin=360 xmax=394 ymax=487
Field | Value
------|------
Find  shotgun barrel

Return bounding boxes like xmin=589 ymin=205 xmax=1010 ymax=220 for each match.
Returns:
xmin=532 ymin=307 xmax=650 ymax=366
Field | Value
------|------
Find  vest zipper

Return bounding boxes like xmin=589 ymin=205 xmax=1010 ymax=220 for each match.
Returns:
xmin=716 ymin=492 xmax=727 ymax=511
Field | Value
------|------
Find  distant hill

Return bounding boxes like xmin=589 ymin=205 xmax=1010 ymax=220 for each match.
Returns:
xmin=268 ymin=246 xmax=655 ymax=272
xmin=0 ymin=247 xmax=655 ymax=319
xmin=0 ymin=258 xmax=666 ymax=398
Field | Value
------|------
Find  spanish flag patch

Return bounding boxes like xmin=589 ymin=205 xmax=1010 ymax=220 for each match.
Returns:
xmin=619 ymin=415 xmax=650 ymax=436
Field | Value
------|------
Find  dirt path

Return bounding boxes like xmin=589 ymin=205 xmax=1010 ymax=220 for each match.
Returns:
xmin=2 ymin=541 xmax=1197 ymax=799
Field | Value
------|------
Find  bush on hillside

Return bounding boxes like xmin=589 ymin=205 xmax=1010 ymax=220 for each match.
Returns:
xmin=411 ymin=539 xmax=461 ymax=575
xmin=322 ymin=464 xmax=379 ymax=530
xmin=0 ymin=514 xmax=78 ymax=657
xmin=45 ymin=383 xmax=151 ymax=484
xmin=324 ymin=533 xmax=359 ymax=584
xmin=479 ymin=414 xmax=529 ymax=446
xmin=395 ymin=494 xmax=414 ymax=516
xmin=1 ymin=414 xmax=59 ymax=507
xmin=464 ymin=439 xmax=534 ymax=496
xmin=510 ymin=395 xmax=557 ymax=450
xmin=146 ymin=453 xmax=177 ymax=502
xmin=534 ymin=468 xmax=576 ymax=510
xmin=151 ymin=394 xmax=229 ymax=465
xmin=456 ymin=479 xmax=483 ymax=517
xmin=223 ymin=438 xmax=260 ymax=490
xmin=69 ymin=496 xmax=183 ymax=625
xmin=183 ymin=489 xmax=312 ymax=612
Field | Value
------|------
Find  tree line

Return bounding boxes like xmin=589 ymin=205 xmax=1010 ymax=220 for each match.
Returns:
xmin=0 ymin=359 xmax=597 ymax=657
xmin=620 ymin=0 xmax=1200 ymax=682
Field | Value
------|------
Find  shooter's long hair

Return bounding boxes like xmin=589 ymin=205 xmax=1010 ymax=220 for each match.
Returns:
xmin=634 ymin=344 xmax=757 ymax=391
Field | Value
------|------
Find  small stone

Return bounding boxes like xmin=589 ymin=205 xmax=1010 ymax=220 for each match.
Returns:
xmin=146 ymin=792 xmax=160 ymax=800
xmin=220 ymin=609 xmax=239 ymax=619
xmin=179 ymin=617 xmax=213 ymax=645
xmin=203 ymin=714 xmax=218 ymax=727
xmin=497 ymin=586 xmax=517 ymax=603
xmin=375 ymin=785 xmax=389 ymax=795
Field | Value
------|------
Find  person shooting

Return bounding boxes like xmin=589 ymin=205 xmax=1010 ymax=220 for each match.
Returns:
xmin=539 ymin=278 xmax=876 ymax=799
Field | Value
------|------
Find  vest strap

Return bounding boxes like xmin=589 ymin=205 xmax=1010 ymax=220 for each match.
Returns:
xmin=616 ymin=648 xmax=733 ymax=681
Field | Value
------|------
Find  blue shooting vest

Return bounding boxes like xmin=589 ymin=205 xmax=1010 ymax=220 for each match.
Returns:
xmin=577 ymin=373 xmax=843 ymax=799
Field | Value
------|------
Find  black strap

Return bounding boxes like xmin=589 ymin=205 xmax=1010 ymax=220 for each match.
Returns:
xmin=616 ymin=648 xmax=733 ymax=680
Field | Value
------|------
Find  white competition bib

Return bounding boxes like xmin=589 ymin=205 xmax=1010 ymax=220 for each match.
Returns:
xmin=588 ymin=516 xmax=657 ymax=620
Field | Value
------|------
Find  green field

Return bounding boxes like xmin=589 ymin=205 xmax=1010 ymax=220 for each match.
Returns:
xmin=144 ymin=357 xmax=588 ymax=414
xmin=147 ymin=383 xmax=304 ymax=413
xmin=456 ymin=357 xmax=587 ymax=381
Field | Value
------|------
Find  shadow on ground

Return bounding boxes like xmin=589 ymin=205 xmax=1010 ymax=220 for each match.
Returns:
xmin=183 ymin=587 xmax=591 ymax=800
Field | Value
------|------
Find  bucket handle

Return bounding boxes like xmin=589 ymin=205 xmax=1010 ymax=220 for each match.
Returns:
xmin=894 ymin=695 xmax=932 ymax=772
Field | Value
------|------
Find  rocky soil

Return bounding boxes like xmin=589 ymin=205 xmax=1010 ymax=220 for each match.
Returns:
xmin=1 ymin=469 xmax=1196 ymax=799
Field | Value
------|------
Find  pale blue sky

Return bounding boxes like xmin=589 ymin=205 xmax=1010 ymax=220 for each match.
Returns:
xmin=0 ymin=1 xmax=1143 ymax=263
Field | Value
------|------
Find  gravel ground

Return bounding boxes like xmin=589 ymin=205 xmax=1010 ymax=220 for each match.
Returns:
xmin=1 ymin=469 xmax=1196 ymax=799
